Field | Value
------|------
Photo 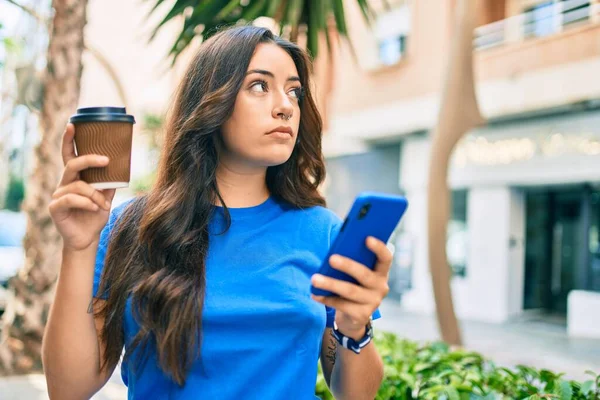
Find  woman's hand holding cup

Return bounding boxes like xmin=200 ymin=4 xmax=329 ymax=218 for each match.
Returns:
xmin=49 ymin=124 xmax=116 ymax=252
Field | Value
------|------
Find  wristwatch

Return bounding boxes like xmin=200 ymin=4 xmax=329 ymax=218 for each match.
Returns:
xmin=331 ymin=318 xmax=374 ymax=354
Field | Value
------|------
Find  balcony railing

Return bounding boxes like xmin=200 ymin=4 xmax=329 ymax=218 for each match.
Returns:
xmin=474 ymin=0 xmax=600 ymax=50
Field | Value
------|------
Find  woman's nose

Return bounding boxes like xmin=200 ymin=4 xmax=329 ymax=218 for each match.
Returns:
xmin=272 ymin=91 xmax=294 ymax=120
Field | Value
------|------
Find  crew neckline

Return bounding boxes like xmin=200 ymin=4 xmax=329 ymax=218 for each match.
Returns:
xmin=213 ymin=195 xmax=278 ymax=219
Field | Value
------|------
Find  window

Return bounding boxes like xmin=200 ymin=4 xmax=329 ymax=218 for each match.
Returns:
xmin=560 ymin=0 xmax=591 ymax=27
xmin=447 ymin=190 xmax=468 ymax=277
xmin=374 ymin=5 xmax=411 ymax=67
xmin=523 ymin=0 xmax=592 ymax=39
xmin=378 ymin=36 xmax=406 ymax=66
xmin=524 ymin=1 xmax=555 ymax=38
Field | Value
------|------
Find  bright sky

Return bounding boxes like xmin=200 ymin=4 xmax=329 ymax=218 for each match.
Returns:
xmin=0 ymin=2 xmax=24 ymax=33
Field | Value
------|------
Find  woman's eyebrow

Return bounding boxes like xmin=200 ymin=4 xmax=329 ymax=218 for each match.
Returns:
xmin=246 ymin=69 xmax=301 ymax=83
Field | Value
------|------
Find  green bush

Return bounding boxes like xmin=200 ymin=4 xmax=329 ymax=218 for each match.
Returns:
xmin=4 ymin=174 xmax=25 ymax=211
xmin=316 ymin=332 xmax=600 ymax=400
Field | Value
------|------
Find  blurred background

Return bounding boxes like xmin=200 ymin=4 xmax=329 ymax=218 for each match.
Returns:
xmin=1 ymin=0 xmax=600 ymax=398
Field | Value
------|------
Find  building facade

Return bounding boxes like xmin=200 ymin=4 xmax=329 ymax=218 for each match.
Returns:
xmin=323 ymin=0 xmax=600 ymax=332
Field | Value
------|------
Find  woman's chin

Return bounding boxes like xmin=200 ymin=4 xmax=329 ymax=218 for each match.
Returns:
xmin=257 ymin=151 xmax=294 ymax=167
xmin=251 ymin=145 xmax=292 ymax=165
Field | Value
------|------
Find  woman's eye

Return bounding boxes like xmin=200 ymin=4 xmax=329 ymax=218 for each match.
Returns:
xmin=250 ymin=81 xmax=268 ymax=93
xmin=289 ymin=87 xmax=304 ymax=99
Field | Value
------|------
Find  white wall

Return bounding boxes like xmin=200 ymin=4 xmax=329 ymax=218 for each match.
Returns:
xmin=400 ymin=187 xmax=436 ymax=314
xmin=398 ymin=136 xmax=434 ymax=313
xmin=457 ymin=187 xmax=525 ymax=322
xmin=508 ymin=190 xmax=526 ymax=317
xmin=80 ymin=0 xmax=182 ymax=113
xmin=399 ymin=135 xmax=528 ymax=323
xmin=78 ymin=0 xmax=191 ymax=183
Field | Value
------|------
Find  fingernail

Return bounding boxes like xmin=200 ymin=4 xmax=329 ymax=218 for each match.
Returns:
xmin=104 ymin=201 xmax=111 ymax=210
xmin=312 ymin=274 xmax=323 ymax=284
xmin=330 ymin=255 xmax=341 ymax=265
xmin=100 ymin=156 xmax=109 ymax=162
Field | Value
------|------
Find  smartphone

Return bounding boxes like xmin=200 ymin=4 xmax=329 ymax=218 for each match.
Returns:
xmin=311 ymin=192 xmax=408 ymax=297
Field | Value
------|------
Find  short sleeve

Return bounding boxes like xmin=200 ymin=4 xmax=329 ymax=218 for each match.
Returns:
xmin=324 ymin=215 xmax=382 ymax=328
xmin=93 ymin=201 xmax=129 ymax=299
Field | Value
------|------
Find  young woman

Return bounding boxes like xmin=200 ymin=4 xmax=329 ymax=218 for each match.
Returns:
xmin=43 ymin=26 xmax=391 ymax=400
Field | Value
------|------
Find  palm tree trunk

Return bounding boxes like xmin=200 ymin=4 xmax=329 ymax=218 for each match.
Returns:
xmin=0 ymin=0 xmax=88 ymax=374
xmin=427 ymin=0 xmax=485 ymax=346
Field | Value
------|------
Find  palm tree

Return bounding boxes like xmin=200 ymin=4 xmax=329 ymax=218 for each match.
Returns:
xmin=427 ymin=0 xmax=485 ymax=345
xmin=0 ymin=0 xmax=88 ymax=374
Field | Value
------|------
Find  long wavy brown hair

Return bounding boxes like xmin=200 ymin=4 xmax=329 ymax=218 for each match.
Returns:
xmin=93 ymin=25 xmax=327 ymax=385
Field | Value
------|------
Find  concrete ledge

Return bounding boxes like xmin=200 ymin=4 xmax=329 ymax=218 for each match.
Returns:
xmin=568 ymin=290 xmax=600 ymax=339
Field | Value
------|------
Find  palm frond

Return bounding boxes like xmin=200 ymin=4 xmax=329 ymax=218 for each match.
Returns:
xmin=147 ymin=0 xmax=374 ymax=62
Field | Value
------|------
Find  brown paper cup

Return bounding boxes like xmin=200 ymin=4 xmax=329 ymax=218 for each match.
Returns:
xmin=70 ymin=107 xmax=135 ymax=190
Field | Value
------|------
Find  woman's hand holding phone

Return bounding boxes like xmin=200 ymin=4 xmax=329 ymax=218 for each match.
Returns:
xmin=310 ymin=236 xmax=392 ymax=340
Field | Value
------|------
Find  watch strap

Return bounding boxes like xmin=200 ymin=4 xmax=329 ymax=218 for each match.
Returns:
xmin=331 ymin=320 xmax=374 ymax=354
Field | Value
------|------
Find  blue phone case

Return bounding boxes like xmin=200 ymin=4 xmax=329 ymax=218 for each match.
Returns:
xmin=311 ymin=192 xmax=408 ymax=297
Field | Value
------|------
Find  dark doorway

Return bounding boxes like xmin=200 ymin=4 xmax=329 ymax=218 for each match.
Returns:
xmin=524 ymin=185 xmax=600 ymax=314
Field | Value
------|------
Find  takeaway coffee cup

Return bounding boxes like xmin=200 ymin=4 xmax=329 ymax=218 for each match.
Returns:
xmin=69 ymin=107 xmax=136 ymax=190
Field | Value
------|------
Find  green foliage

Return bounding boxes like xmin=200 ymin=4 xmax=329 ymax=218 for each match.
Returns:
xmin=142 ymin=112 xmax=165 ymax=132
xmin=0 ymin=22 xmax=24 ymax=69
xmin=3 ymin=37 xmax=18 ymax=53
xmin=146 ymin=0 xmax=373 ymax=64
xmin=141 ymin=111 xmax=165 ymax=151
xmin=315 ymin=332 xmax=600 ymax=400
xmin=130 ymin=171 xmax=157 ymax=195
xmin=4 ymin=174 xmax=25 ymax=211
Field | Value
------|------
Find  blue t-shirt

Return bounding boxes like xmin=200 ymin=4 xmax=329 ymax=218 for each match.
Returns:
xmin=94 ymin=196 xmax=379 ymax=399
